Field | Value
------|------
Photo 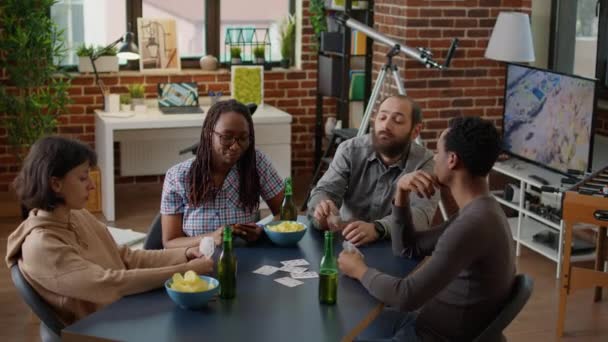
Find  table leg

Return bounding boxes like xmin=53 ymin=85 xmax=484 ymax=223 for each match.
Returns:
xmin=557 ymin=220 xmax=574 ymax=338
xmin=594 ymin=226 xmax=607 ymax=302
xmin=96 ymin=117 xmax=115 ymax=221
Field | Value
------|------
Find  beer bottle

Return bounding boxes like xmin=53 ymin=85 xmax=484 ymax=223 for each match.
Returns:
xmin=218 ymin=226 xmax=237 ymax=299
xmin=319 ymin=231 xmax=338 ymax=305
xmin=280 ymin=177 xmax=297 ymax=221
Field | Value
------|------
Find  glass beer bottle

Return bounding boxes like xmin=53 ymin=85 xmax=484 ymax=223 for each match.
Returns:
xmin=280 ymin=177 xmax=297 ymax=221
xmin=218 ymin=226 xmax=237 ymax=299
xmin=319 ymin=231 xmax=338 ymax=305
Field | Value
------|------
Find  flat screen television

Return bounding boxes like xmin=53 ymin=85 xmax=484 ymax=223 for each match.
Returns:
xmin=502 ymin=63 xmax=596 ymax=175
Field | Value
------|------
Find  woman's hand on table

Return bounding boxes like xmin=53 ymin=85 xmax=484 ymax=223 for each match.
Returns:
xmin=203 ymin=226 xmax=224 ymax=246
xmin=338 ymin=250 xmax=368 ymax=281
xmin=186 ymin=256 xmax=214 ymax=275
xmin=232 ymin=223 xmax=263 ymax=243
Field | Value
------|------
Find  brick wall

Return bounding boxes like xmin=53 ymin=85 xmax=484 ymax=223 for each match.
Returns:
xmin=0 ymin=0 xmax=328 ymax=194
xmin=3 ymin=0 xmax=607 ymax=195
xmin=372 ymin=0 xmax=532 ymax=150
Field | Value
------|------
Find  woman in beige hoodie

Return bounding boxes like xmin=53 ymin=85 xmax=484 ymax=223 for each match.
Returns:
xmin=6 ymin=136 xmax=214 ymax=326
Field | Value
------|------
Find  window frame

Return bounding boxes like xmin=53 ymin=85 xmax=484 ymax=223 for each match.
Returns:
xmin=549 ymin=0 xmax=608 ymax=99
xmin=127 ymin=0 xmax=296 ymax=69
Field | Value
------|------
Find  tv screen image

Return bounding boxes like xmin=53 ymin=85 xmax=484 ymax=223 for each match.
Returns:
xmin=502 ymin=64 xmax=595 ymax=174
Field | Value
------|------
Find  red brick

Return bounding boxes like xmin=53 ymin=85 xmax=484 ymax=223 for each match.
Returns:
xmin=71 ymin=76 xmax=94 ymax=86
xmin=264 ymin=72 xmax=285 ymax=80
xmin=145 ymin=76 xmax=170 ymax=84
xmin=120 ymin=76 xmax=145 ymax=84
xmin=70 ymin=115 xmax=94 ymax=125
xmin=468 ymin=9 xmax=489 ymax=18
xmin=286 ymin=72 xmax=306 ymax=80
xmin=169 ymin=75 xmax=193 ymax=83
xmin=277 ymin=81 xmax=299 ymax=89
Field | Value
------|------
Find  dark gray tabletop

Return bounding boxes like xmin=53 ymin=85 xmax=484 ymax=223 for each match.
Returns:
xmin=63 ymin=219 xmax=418 ymax=342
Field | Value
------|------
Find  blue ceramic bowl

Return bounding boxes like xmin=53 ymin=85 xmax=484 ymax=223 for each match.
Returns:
xmin=264 ymin=221 xmax=307 ymax=246
xmin=165 ymin=275 xmax=220 ymax=310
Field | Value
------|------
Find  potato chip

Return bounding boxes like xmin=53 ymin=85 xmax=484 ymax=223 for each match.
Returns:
xmin=170 ymin=270 xmax=215 ymax=293
xmin=267 ymin=221 xmax=305 ymax=233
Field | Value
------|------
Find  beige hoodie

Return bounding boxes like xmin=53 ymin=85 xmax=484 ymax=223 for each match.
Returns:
xmin=6 ymin=209 xmax=193 ymax=326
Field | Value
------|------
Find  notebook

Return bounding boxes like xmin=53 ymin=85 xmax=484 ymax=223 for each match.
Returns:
xmin=157 ymin=82 xmax=204 ymax=114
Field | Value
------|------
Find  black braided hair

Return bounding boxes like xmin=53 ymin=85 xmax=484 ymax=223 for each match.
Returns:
xmin=187 ymin=99 xmax=260 ymax=212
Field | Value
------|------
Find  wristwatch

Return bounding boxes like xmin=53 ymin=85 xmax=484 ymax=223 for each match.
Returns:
xmin=373 ymin=221 xmax=386 ymax=240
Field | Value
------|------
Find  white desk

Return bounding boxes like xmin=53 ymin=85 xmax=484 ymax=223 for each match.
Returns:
xmin=95 ymin=105 xmax=292 ymax=221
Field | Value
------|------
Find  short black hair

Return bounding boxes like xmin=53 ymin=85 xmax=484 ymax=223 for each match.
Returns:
xmin=444 ymin=117 xmax=501 ymax=177
xmin=13 ymin=136 xmax=97 ymax=211
xmin=379 ymin=95 xmax=422 ymax=125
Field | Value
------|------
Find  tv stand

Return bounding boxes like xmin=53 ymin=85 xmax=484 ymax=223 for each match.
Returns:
xmin=490 ymin=157 xmax=596 ymax=278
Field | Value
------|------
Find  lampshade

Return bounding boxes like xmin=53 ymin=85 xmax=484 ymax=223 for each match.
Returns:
xmin=116 ymin=32 xmax=139 ymax=60
xmin=485 ymin=12 xmax=535 ymax=63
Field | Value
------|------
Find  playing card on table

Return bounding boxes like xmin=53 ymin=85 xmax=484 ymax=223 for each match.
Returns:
xmin=274 ymin=277 xmax=304 ymax=287
xmin=279 ymin=265 xmax=307 ymax=273
xmin=290 ymin=271 xmax=319 ymax=279
xmin=280 ymin=259 xmax=310 ymax=267
xmin=253 ymin=265 xmax=280 ymax=276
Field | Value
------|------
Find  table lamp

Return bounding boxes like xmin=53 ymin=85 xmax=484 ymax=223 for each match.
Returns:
xmin=485 ymin=12 xmax=535 ymax=63
xmin=90 ymin=31 xmax=140 ymax=98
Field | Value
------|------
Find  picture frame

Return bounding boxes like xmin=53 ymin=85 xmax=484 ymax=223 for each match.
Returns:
xmin=231 ymin=65 xmax=264 ymax=105
xmin=137 ymin=18 xmax=181 ymax=72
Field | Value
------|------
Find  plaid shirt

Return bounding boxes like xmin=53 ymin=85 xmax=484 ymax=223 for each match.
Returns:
xmin=161 ymin=149 xmax=283 ymax=236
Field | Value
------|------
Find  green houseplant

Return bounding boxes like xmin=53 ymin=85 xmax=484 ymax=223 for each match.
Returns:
xmin=253 ymin=46 xmax=265 ymax=64
xmin=309 ymin=0 xmax=327 ymax=49
xmin=76 ymin=43 xmax=119 ymax=73
xmin=127 ymin=84 xmax=146 ymax=110
xmin=119 ymin=94 xmax=132 ymax=112
xmin=0 ymin=0 xmax=72 ymax=163
xmin=279 ymin=14 xmax=295 ymax=68
xmin=230 ymin=46 xmax=242 ymax=65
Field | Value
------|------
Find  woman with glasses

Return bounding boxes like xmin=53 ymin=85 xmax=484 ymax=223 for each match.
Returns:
xmin=161 ymin=100 xmax=284 ymax=248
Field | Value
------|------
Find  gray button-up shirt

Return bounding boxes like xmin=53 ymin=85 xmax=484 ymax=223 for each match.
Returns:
xmin=307 ymin=134 xmax=439 ymax=235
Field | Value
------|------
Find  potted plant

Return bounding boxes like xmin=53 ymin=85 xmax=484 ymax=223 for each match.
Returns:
xmin=230 ymin=46 xmax=242 ymax=65
xmin=309 ymin=0 xmax=327 ymax=49
xmin=76 ymin=44 xmax=119 ymax=73
xmin=120 ymin=94 xmax=132 ymax=112
xmin=279 ymin=14 xmax=296 ymax=68
xmin=127 ymin=84 xmax=146 ymax=112
xmin=0 ymin=0 xmax=72 ymax=218
xmin=253 ymin=46 xmax=265 ymax=65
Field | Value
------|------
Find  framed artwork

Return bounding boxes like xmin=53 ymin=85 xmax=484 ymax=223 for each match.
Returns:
xmin=137 ymin=18 xmax=181 ymax=72
xmin=231 ymin=65 xmax=264 ymax=105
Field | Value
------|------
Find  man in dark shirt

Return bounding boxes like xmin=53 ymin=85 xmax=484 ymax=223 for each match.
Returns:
xmin=338 ymin=117 xmax=516 ymax=341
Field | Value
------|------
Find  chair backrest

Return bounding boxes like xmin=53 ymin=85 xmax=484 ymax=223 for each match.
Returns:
xmin=143 ymin=213 xmax=164 ymax=250
xmin=10 ymin=264 xmax=64 ymax=337
xmin=473 ymin=274 xmax=534 ymax=342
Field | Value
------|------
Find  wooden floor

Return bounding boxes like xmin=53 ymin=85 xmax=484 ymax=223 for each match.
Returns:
xmin=0 ymin=183 xmax=607 ymax=341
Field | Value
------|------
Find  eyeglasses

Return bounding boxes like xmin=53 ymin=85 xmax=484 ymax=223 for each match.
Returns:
xmin=213 ymin=131 xmax=250 ymax=147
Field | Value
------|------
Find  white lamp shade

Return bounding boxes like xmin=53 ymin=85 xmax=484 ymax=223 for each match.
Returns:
xmin=485 ymin=12 xmax=535 ymax=63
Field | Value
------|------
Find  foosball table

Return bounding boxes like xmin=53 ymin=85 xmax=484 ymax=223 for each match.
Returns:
xmin=557 ymin=166 xmax=608 ymax=337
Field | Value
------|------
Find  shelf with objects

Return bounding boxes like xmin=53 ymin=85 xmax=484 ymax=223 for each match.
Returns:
xmin=490 ymin=63 xmax=607 ymax=278
xmin=312 ymin=0 xmax=375 ymax=173
xmin=489 ymin=158 xmax=597 ymax=279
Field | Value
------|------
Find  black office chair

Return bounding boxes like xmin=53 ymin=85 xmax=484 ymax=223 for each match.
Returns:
xmin=143 ymin=213 xmax=164 ymax=250
xmin=472 ymin=274 xmax=534 ymax=342
xmin=178 ymin=103 xmax=258 ymax=156
xmin=10 ymin=264 xmax=64 ymax=342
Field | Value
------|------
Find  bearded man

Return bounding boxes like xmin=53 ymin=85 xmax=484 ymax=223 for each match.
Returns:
xmin=307 ymin=95 xmax=439 ymax=246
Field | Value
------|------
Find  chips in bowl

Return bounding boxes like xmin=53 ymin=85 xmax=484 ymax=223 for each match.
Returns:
xmin=264 ymin=220 xmax=307 ymax=246
xmin=266 ymin=221 xmax=305 ymax=233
